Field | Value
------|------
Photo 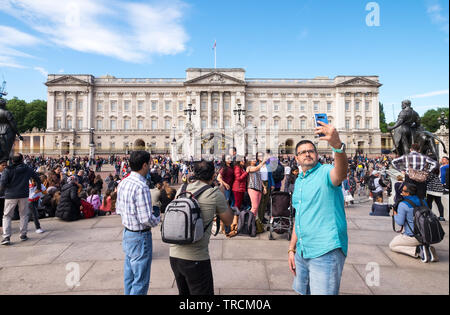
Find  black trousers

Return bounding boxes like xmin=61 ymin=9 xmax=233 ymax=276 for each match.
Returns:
xmin=426 ymin=194 xmax=444 ymax=217
xmin=0 ymin=198 xmax=4 ymax=227
xmin=405 ymin=175 xmax=427 ymax=200
xmin=169 ymin=257 xmax=214 ymax=295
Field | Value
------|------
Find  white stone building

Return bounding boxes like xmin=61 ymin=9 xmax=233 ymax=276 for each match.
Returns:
xmin=44 ymin=68 xmax=382 ymax=158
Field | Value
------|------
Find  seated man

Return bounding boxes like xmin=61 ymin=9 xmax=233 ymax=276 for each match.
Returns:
xmin=389 ymin=183 xmax=439 ymax=263
xmin=370 ymin=196 xmax=390 ymax=216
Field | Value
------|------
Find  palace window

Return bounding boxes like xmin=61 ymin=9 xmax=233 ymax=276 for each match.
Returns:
xmin=201 ymin=101 xmax=207 ymax=111
xmin=165 ymin=119 xmax=171 ymax=130
xmin=77 ymin=101 xmax=83 ymax=111
xmin=57 ymin=101 xmax=62 ymax=110
xmin=345 ymin=102 xmax=350 ymax=111
xmin=165 ymin=101 xmax=171 ymax=111
xmin=67 ymin=119 xmax=72 ymax=129
xmin=300 ymin=119 xmax=306 ymax=130
xmin=355 ymin=101 xmax=360 ymax=111
xmin=345 ymin=119 xmax=350 ymax=130
xmin=300 ymin=102 xmax=306 ymax=112
xmin=124 ymin=100 xmax=130 ymax=111
xmin=261 ymin=119 xmax=266 ymax=129
xmin=77 ymin=119 xmax=83 ymax=130
xmin=151 ymin=101 xmax=157 ymax=111
xmin=110 ymin=120 xmax=116 ymax=130
xmin=124 ymin=119 xmax=130 ymax=130
xmin=313 ymin=102 xmax=319 ymax=111
xmin=287 ymin=119 xmax=293 ymax=130
xmin=56 ymin=118 xmax=61 ymax=129
xmin=97 ymin=102 xmax=103 ymax=111
xmin=365 ymin=119 xmax=371 ymax=129
xmin=179 ymin=102 xmax=184 ymax=111
xmin=356 ymin=119 xmax=361 ymax=129
xmin=260 ymin=101 xmax=266 ymax=112
xmin=247 ymin=101 xmax=253 ymax=111
xmin=327 ymin=102 xmax=332 ymax=112
xmin=96 ymin=120 xmax=103 ymax=130
xmin=224 ymin=118 xmax=230 ymax=128
xmin=138 ymin=120 xmax=144 ymax=130
xmin=151 ymin=119 xmax=158 ymax=130
xmin=287 ymin=101 xmax=293 ymax=111
xmin=111 ymin=101 xmax=117 ymax=111
xmin=138 ymin=100 xmax=144 ymax=112
xmin=274 ymin=101 xmax=280 ymax=111
xmin=201 ymin=119 xmax=206 ymax=129
xmin=67 ymin=101 xmax=72 ymax=111
xmin=365 ymin=101 xmax=370 ymax=111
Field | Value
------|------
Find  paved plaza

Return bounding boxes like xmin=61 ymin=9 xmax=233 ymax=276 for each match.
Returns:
xmin=0 ymin=200 xmax=448 ymax=295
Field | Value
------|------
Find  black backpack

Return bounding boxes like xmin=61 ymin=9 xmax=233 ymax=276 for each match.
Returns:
xmin=272 ymin=164 xmax=285 ymax=183
xmin=368 ymin=177 xmax=376 ymax=191
xmin=393 ymin=199 xmax=445 ymax=245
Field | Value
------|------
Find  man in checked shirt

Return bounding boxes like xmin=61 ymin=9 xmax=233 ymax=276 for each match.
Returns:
xmin=392 ymin=143 xmax=438 ymax=200
xmin=116 ymin=150 xmax=160 ymax=295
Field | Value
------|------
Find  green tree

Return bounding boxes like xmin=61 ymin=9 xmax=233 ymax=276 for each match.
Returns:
xmin=5 ymin=97 xmax=47 ymax=133
xmin=420 ymin=108 xmax=449 ymax=132
xmin=379 ymin=102 xmax=388 ymax=133
xmin=24 ymin=99 xmax=47 ymax=131
xmin=5 ymin=97 xmax=28 ymax=133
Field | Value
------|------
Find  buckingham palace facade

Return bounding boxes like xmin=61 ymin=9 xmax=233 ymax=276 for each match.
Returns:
xmin=44 ymin=68 xmax=382 ymax=158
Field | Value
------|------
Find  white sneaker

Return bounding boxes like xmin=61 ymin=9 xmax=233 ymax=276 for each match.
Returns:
xmin=36 ymin=229 xmax=45 ymax=234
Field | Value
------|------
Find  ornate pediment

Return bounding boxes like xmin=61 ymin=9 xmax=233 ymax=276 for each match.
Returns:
xmin=184 ymin=72 xmax=246 ymax=86
xmin=46 ymin=75 xmax=91 ymax=86
xmin=336 ymin=77 xmax=382 ymax=87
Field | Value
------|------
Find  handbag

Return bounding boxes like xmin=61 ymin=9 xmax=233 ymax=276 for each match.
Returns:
xmin=408 ymin=169 xmax=428 ymax=183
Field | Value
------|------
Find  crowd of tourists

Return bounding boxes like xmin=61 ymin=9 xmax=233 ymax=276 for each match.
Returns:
xmin=1 ymin=131 xmax=448 ymax=296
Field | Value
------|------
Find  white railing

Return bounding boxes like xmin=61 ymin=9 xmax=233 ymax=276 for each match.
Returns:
xmin=246 ymin=78 xmax=335 ymax=85
xmin=95 ymin=78 xmax=185 ymax=84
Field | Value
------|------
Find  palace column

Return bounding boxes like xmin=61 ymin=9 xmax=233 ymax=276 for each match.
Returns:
xmin=207 ymin=91 xmax=212 ymax=129
xmin=219 ymin=91 xmax=224 ymax=130
xmin=62 ymin=92 xmax=67 ymax=129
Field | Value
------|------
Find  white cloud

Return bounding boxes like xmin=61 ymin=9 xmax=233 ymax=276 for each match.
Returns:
xmin=427 ymin=2 xmax=449 ymax=34
xmin=0 ymin=25 xmax=41 ymax=68
xmin=0 ymin=0 xmax=190 ymax=63
xmin=34 ymin=66 xmax=48 ymax=77
xmin=410 ymin=89 xmax=449 ymax=98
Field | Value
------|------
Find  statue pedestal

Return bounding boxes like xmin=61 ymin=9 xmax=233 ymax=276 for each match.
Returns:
xmin=89 ymin=144 xmax=95 ymax=160
xmin=233 ymin=124 xmax=245 ymax=157
xmin=435 ymin=125 xmax=449 ymax=159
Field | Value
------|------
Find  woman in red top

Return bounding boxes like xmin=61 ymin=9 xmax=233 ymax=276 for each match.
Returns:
xmin=232 ymin=156 xmax=248 ymax=210
xmin=218 ymin=155 xmax=235 ymax=206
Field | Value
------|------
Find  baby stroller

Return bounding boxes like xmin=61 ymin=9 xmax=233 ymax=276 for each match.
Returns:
xmin=269 ymin=191 xmax=294 ymax=240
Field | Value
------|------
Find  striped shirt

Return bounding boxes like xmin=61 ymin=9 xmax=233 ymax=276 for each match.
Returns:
xmin=116 ymin=172 xmax=160 ymax=231
xmin=392 ymin=151 xmax=438 ymax=174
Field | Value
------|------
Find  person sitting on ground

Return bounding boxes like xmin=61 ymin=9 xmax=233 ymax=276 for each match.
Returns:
xmin=150 ymin=182 xmax=162 ymax=218
xmin=55 ymin=176 xmax=82 ymax=221
xmin=87 ymin=188 xmax=103 ymax=215
xmin=370 ymin=196 xmax=390 ymax=216
xmin=389 ymin=182 xmax=439 ymax=263
xmin=99 ymin=189 xmax=113 ymax=216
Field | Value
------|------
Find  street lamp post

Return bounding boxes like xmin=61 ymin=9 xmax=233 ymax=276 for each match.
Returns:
xmin=89 ymin=128 xmax=95 ymax=161
xmin=184 ymin=103 xmax=197 ymax=122
xmin=438 ymin=111 xmax=448 ymax=128
xmin=233 ymin=103 xmax=246 ymax=123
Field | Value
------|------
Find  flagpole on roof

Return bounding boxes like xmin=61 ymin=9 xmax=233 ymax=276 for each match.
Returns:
xmin=213 ymin=40 xmax=216 ymax=69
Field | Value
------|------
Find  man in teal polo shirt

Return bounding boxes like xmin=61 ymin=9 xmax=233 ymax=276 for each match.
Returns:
xmin=288 ymin=121 xmax=348 ymax=295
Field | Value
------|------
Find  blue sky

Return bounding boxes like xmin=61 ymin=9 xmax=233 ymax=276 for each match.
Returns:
xmin=0 ymin=0 xmax=448 ymax=122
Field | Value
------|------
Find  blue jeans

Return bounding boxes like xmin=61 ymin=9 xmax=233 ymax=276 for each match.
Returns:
xmin=122 ymin=229 xmax=153 ymax=295
xmin=292 ymin=248 xmax=346 ymax=295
